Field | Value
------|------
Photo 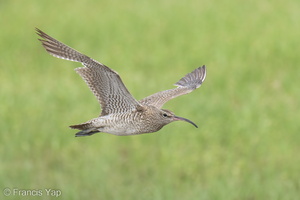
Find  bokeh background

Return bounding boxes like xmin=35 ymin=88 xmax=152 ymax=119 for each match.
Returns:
xmin=1 ymin=0 xmax=299 ymax=199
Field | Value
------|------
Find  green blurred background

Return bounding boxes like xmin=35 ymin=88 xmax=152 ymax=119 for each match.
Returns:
xmin=1 ymin=0 xmax=299 ymax=199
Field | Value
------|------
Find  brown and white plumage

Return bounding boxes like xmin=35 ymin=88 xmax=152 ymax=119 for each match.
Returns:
xmin=37 ymin=29 xmax=140 ymax=116
xmin=36 ymin=28 xmax=206 ymax=136
xmin=139 ymin=66 xmax=206 ymax=108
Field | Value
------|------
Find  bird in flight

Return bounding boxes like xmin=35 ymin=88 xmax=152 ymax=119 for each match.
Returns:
xmin=36 ymin=28 xmax=206 ymax=137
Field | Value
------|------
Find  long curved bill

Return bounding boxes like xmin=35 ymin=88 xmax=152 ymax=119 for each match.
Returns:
xmin=174 ymin=116 xmax=198 ymax=128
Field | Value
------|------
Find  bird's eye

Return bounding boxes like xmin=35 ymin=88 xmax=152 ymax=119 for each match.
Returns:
xmin=163 ymin=113 xmax=168 ymax=117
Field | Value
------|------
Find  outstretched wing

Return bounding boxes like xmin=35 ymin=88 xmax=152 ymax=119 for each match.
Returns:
xmin=139 ymin=66 xmax=206 ymax=109
xmin=36 ymin=28 xmax=141 ymax=115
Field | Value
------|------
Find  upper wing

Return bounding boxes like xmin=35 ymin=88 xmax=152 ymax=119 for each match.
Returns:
xmin=139 ymin=66 xmax=206 ymax=108
xmin=36 ymin=28 xmax=141 ymax=115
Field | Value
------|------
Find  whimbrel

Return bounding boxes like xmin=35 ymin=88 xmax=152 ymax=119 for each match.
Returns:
xmin=36 ymin=28 xmax=206 ymax=136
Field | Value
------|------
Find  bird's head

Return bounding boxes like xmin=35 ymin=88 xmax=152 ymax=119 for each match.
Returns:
xmin=158 ymin=109 xmax=198 ymax=128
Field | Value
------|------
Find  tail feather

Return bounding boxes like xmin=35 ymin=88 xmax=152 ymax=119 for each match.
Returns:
xmin=70 ymin=122 xmax=102 ymax=137
xmin=69 ymin=122 xmax=94 ymax=130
